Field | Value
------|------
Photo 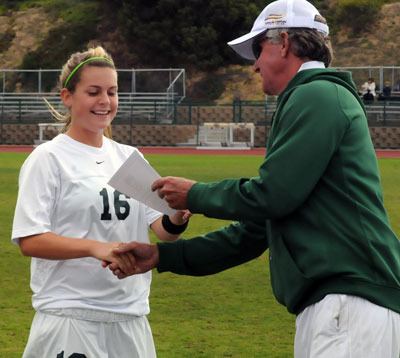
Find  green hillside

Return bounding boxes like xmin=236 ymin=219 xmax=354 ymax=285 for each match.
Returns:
xmin=0 ymin=0 xmax=399 ymax=101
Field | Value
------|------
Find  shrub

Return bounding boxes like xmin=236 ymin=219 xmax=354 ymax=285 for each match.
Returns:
xmin=19 ymin=1 xmax=100 ymax=91
xmin=0 ymin=30 xmax=15 ymax=53
xmin=335 ymin=0 xmax=385 ymax=34
xmin=119 ymin=0 xmax=266 ymax=70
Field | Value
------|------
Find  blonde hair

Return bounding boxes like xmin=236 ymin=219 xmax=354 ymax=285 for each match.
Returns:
xmin=45 ymin=46 xmax=116 ymax=138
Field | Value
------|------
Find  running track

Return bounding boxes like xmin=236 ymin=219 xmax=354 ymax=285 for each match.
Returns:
xmin=1 ymin=145 xmax=400 ymax=158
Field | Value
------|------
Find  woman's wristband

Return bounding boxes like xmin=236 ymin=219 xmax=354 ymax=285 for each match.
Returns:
xmin=161 ymin=214 xmax=188 ymax=235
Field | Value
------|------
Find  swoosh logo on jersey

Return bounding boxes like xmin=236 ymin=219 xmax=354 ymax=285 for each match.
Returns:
xmin=96 ymin=161 xmax=105 ymax=164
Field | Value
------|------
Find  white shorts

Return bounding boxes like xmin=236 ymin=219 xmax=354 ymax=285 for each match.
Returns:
xmin=22 ymin=309 xmax=156 ymax=358
xmin=294 ymin=294 xmax=400 ymax=358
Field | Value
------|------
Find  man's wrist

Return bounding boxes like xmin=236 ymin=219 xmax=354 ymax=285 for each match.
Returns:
xmin=156 ymin=241 xmax=179 ymax=273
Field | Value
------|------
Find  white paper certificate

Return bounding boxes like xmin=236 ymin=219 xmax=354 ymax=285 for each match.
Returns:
xmin=108 ymin=151 xmax=176 ymax=216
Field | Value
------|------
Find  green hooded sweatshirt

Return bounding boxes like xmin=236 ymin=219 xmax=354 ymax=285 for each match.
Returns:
xmin=157 ymin=68 xmax=400 ymax=314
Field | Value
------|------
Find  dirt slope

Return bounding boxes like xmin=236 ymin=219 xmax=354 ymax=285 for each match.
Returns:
xmin=1 ymin=3 xmax=399 ymax=102
xmin=0 ymin=8 xmax=62 ymax=69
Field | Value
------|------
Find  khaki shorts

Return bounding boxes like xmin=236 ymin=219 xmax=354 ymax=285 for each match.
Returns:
xmin=294 ymin=294 xmax=400 ymax=358
xmin=22 ymin=309 xmax=156 ymax=358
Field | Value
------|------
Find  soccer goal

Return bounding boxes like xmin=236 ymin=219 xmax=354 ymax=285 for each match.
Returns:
xmin=34 ymin=122 xmax=65 ymax=146
xmin=199 ymin=122 xmax=255 ymax=148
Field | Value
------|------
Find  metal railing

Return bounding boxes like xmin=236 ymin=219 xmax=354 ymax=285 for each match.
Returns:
xmin=1 ymin=96 xmax=400 ymax=125
xmin=0 ymin=92 xmax=180 ymax=123
xmin=2 ymin=65 xmax=400 ymax=125
xmin=0 ymin=68 xmax=186 ymax=122
xmin=175 ymin=99 xmax=400 ymax=126
xmin=336 ymin=66 xmax=400 ymax=94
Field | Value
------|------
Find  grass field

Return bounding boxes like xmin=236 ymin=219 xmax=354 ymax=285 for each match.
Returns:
xmin=0 ymin=152 xmax=399 ymax=357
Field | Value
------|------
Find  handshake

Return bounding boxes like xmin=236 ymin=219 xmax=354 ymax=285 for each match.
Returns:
xmin=100 ymin=175 xmax=196 ymax=278
xmin=102 ymin=242 xmax=159 ymax=279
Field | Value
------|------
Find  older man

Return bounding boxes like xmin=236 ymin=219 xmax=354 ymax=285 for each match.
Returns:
xmin=111 ymin=0 xmax=400 ymax=356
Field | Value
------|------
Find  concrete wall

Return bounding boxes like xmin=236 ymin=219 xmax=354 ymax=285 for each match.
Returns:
xmin=1 ymin=123 xmax=400 ymax=149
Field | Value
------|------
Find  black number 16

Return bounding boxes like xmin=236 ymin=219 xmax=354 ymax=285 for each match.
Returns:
xmin=99 ymin=188 xmax=130 ymax=220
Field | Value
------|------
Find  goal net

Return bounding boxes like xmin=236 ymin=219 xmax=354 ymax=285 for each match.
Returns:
xmin=200 ymin=122 xmax=255 ymax=148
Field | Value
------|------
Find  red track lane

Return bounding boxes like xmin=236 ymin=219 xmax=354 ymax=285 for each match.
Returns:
xmin=1 ymin=145 xmax=400 ymax=158
xmin=139 ymin=147 xmax=266 ymax=156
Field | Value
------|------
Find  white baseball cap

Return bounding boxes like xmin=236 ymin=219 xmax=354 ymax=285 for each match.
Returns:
xmin=228 ymin=0 xmax=329 ymax=60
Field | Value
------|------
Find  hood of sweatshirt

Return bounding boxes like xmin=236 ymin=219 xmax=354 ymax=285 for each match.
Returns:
xmin=278 ymin=68 xmax=365 ymax=113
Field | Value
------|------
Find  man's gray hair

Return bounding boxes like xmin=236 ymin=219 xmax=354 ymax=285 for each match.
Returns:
xmin=265 ymin=28 xmax=333 ymax=67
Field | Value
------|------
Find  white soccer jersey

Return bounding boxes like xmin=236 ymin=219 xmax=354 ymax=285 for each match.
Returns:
xmin=12 ymin=134 xmax=162 ymax=315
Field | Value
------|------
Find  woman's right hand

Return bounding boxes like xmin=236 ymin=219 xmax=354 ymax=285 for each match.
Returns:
xmin=92 ymin=241 xmax=136 ymax=275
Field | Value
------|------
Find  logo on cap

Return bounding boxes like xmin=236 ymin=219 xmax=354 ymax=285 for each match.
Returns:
xmin=265 ymin=13 xmax=287 ymax=26
xmin=314 ymin=14 xmax=327 ymax=25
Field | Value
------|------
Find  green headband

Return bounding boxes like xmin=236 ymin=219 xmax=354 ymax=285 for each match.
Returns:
xmin=63 ymin=56 xmax=114 ymax=88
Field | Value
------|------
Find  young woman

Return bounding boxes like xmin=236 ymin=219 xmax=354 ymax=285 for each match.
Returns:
xmin=12 ymin=46 xmax=190 ymax=358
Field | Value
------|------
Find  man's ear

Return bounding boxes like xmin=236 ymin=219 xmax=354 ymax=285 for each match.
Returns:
xmin=280 ymin=32 xmax=290 ymax=58
xmin=60 ymin=88 xmax=72 ymax=108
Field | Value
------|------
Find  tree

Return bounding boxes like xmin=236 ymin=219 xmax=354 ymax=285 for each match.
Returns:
xmin=120 ymin=0 xmax=266 ymax=70
xmin=334 ymin=0 xmax=384 ymax=34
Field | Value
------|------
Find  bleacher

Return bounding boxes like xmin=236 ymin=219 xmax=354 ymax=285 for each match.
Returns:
xmin=0 ymin=68 xmax=186 ymax=124
xmin=1 ymin=66 xmax=400 ymax=148
xmin=235 ymin=95 xmax=400 ymax=125
xmin=364 ymin=101 xmax=400 ymax=124
xmin=2 ymin=92 xmax=400 ymax=126
xmin=0 ymin=91 xmax=180 ymax=124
